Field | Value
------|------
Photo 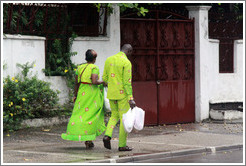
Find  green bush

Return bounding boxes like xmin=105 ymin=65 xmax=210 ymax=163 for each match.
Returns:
xmin=42 ymin=33 xmax=78 ymax=105
xmin=3 ymin=63 xmax=61 ymax=131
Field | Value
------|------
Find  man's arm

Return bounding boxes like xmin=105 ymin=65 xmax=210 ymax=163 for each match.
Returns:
xmin=102 ymin=59 xmax=109 ymax=84
xmin=123 ymin=62 xmax=136 ymax=109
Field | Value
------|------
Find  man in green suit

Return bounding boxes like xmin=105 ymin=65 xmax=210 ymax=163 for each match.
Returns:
xmin=102 ymin=44 xmax=136 ymax=151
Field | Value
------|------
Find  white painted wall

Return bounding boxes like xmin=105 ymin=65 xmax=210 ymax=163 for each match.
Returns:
xmin=3 ymin=34 xmax=46 ymax=80
xmin=186 ymin=6 xmax=212 ymax=122
xmin=209 ymin=40 xmax=244 ymax=103
xmin=187 ymin=6 xmax=244 ymax=122
xmin=71 ymin=5 xmax=120 ymax=77
xmin=44 ymin=76 xmax=70 ymax=105
xmin=2 ymin=34 xmax=69 ymax=105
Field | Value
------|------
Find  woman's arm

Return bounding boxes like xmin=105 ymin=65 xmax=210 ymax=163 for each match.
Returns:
xmin=73 ymin=75 xmax=79 ymax=102
xmin=91 ymin=74 xmax=106 ymax=85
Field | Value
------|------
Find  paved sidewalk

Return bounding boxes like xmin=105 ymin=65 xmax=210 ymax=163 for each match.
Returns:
xmin=2 ymin=120 xmax=244 ymax=163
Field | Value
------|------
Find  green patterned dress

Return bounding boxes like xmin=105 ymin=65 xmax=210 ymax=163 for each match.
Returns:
xmin=61 ymin=63 xmax=106 ymax=141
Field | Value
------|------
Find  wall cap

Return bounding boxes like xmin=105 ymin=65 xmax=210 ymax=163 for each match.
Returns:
xmin=235 ymin=40 xmax=243 ymax=44
xmin=3 ymin=34 xmax=46 ymax=40
xmin=209 ymin=39 xmax=220 ymax=43
xmin=186 ymin=6 xmax=212 ymax=11
xmin=74 ymin=36 xmax=110 ymax=41
xmin=209 ymin=99 xmax=243 ymax=104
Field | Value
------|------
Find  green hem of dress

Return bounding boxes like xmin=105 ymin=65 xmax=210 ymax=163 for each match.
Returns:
xmin=61 ymin=127 xmax=106 ymax=142
xmin=61 ymin=133 xmax=96 ymax=141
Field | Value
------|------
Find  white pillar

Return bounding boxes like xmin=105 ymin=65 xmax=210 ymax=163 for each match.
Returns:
xmin=186 ymin=6 xmax=211 ymax=122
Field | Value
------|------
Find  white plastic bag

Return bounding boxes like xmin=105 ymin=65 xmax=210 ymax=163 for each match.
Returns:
xmin=133 ymin=107 xmax=145 ymax=131
xmin=122 ymin=108 xmax=135 ymax=133
xmin=103 ymin=87 xmax=111 ymax=112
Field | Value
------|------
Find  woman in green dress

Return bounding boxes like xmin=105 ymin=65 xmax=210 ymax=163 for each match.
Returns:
xmin=61 ymin=49 xmax=106 ymax=148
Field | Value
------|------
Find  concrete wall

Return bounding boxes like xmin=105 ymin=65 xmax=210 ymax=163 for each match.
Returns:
xmin=71 ymin=5 xmax=120 ymax=77
xmin=2 ymin=34 xmax=70 ymax=105
xmin=187 ymin=6 xmax=244 ymax=122
xmin=2 ymin=5 xmax=120 ymax=105
xmin=44 ymin=76 xmax=70 ymax=104
xmin=186 ymin=6 xmax=212 ymax=121
xmin=3 ymin=34 xmax=46 ymax=80
xmin=200 ymin=39 xmax=243 ymax=120
xmin=209 ymin=40 xmax=244 ymax=104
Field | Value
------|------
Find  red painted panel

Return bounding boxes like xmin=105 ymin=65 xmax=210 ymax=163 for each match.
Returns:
xmin=132 ymin=82 xmax=158 ymax=125
xmin=158 ymin=80 xmax=195 ymax=124
xmin=121 ymin=11 xmax=195 ymax=126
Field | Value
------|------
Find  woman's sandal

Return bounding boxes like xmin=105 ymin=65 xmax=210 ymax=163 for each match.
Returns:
xmin=85 ymin=141 xmax=94 ymax=149
xmin=118 ymin=146 xmax=133 ymax=151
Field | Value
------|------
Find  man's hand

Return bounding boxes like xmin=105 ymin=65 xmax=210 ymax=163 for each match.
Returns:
xmin=129 ymin=100 xmax=136 ymax=109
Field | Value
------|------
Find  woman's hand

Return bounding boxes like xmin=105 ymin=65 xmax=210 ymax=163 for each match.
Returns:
xmin=102 ymin=81 xmax=108 ymax=87
xmin=73 ymin=96 xmax=77 ymax=103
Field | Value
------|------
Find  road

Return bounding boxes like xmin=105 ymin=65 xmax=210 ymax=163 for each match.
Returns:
xmin=132 ymin=149 xmax=244 ymax=163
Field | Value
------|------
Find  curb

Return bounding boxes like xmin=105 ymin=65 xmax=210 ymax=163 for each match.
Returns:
xmin=213 ymin=144 xmax=243 ymax=152
xmin=87 ymin=144 xmax=243 ymax=163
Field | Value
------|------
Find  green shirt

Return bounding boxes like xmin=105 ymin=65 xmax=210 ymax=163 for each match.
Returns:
xmin=76 ymin=63 xmax=99 ymax=83
xmin=102 ymin=51 xmax=133 ymax=101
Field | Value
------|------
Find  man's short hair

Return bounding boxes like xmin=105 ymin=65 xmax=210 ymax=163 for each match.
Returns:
xmin=121 ymin=44 xmax=132 ymax=51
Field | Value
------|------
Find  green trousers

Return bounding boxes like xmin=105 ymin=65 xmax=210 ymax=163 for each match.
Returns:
xmin=105 ymin=97 xmax=130 ymax=147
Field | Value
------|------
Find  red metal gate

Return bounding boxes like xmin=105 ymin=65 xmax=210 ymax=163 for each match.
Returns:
xmin=121 ymin=10 xmax=195 ymax=125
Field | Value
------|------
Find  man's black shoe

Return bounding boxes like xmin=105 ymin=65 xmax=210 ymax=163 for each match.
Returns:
xmin=103 ymin=135 xmax=111 ymax=149
xmin=118 ymin=146 xmax=133 ymax=151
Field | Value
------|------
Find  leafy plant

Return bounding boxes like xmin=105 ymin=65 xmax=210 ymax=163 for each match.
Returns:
xmin=16 ymin=61 xmax=35 ymax=78
xmin=3 ymin=62 xmax=7 ymax=70
xmin=42 ymin=33 xmax=78 ymax=105
xmin=3 ymin=63 xmax=61 ymax=131
xmin=43 ymin=35 xmax=77 ymax=74
xmin=3 ymin=3 xmax=28 ymax=33
xmin=94 ymin=3 xmax=149 ymax=16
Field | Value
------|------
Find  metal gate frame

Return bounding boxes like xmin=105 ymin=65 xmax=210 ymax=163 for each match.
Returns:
xmin=121 ymin=10 xmax=195 ymax=125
